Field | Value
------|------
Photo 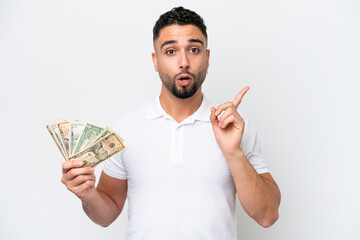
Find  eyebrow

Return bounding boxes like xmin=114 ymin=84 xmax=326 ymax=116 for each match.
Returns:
xmin=189 ymin=39 xmax=204 ymax=46
xmin=160 ymin=40 xmax=176 ymax=49
xmin=160 ymin=38 xmax=204 ymax=49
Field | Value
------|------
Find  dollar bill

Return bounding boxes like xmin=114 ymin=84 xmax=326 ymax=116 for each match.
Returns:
xmin=52 ymin=120 xmax=69 ymax=157
xmin=91 ymin=128 xmax=111 ymax=144
xmin=57 ymin=121 xmax=70 ymax=156
xmin=46 ymin=119 xmax=67 ymax=160
xmin=93 ymin=128 xmax=124 ymax=143
xmin=69 ymin=121 xmax=86 ymax=155
xmin=68 ymin=132 xmax=126 ymax=168
xmin=72 ymin=122 xmax=105 ymax=154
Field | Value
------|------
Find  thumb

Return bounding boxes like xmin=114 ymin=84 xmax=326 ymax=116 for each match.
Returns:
xmin=210 ymin=107 xmax=219 ymax=127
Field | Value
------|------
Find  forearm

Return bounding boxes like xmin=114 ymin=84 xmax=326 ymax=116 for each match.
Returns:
xmin=82 ymin=190 xmax=121 ymax=227
xmin=225 ymin=149 xmax=280 ymax=227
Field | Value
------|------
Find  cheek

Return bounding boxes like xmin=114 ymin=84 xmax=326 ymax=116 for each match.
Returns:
xmin=158 ymin=58 xmax=177 ymax=72
xmin=192 ymin=55 xmax=208 ymax=68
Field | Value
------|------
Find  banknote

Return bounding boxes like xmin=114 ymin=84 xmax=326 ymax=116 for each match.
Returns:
xmin=72 ymin=122 xmax=105 ymax=154
xmin=46 ymin=119 xmax=67 ymax=160
xmin=91 ymin=128 xmax=111 ymax=145
xmin=46 ymin=119 xmax=125 ymax=166
xmin=52 ymin=120 xmax=69 ymax=157
xmin=68 ymin=132 xmax=126 ymax=168
xmin=69 ymin=121 xmax=86 ymax=155
xmin=58 ymin=121 xmax=70 ymax=156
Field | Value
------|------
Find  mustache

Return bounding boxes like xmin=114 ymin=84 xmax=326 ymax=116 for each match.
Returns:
xmin=173 ymin=70 xmax=196 ymax=80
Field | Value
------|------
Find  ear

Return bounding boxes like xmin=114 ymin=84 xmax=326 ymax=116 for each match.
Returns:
xmin=206 ymin=49 xmax=210 ymax=68
xmin=152 ymin=52 xmax=159 ymax=72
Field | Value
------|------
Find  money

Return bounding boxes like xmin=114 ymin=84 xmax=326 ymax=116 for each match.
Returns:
xmin=91 ymin=128 xmax=111 ymax=144
xmin=69 ymin=121 xmax=86 ymax=155
xmin=68 ymin=132 xmax=126 ymax=168
xmin=49 ymin=119 xmax=69 ymax=156
xmin=46 ymin=119 xmax=126 ymax=167
xmin=46 ymin=119 xmax=67 ymax=161
xmin=58 ymin=121 xmax=70 ymax=156
xmin=72 ymin=122 xmax=105 ymax=154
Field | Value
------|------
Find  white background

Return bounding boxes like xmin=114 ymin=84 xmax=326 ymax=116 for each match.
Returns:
xmin=1 ymin=0 xmax=359 ymax=239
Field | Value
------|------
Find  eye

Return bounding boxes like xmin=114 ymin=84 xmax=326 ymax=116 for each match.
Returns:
xmin=190 ymin=48 xmax=200 ymax=53
xmin=166 ymin=49 xmax=175 ymax=55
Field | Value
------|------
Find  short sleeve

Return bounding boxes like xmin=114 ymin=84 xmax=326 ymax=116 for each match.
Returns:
xmin=102 ymin=121 xmax=128 ymax=180
xmin=103 ymin=150 xmax=128 ymax=180
xmin=240 ymin=115 xmax=269 ymax=174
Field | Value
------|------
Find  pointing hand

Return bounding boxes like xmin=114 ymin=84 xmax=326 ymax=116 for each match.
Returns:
xmin=210 ymin=86 xmax=250 ymax=156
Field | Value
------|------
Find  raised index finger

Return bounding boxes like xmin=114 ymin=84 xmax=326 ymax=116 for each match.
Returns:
xmin=232 ymin=86 xmax=250 ymax=109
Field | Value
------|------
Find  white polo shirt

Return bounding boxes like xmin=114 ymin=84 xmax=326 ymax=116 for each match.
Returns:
xmin=103 ymin=94 xmax=269 ymax=240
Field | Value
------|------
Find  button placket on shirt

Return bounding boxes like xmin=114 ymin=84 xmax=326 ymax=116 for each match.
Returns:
xmin=165 ymin=116 xmax=195 ymax=165
xmin=171 ymin=124 xmax=184 ymax=164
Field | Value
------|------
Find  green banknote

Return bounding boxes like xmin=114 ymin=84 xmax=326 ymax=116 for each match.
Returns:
xmin=69 ymin=121 xmax=86 ymax=155
xmin=46 ymin=119 xmax=125 ymax=166
xmin=91 ymin=128 xmax=111 ymax=144
xmin=72 ymin=122 xmax=105 ymax=154
xmin=68 ymin=132 xmax=126 ymax=168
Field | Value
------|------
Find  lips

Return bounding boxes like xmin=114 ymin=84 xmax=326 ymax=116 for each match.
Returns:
xmin=177 ymin=74 xmax=192 ymax=87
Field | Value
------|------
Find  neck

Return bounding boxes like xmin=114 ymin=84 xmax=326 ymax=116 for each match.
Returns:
xmin=159 ymin=85 xmax=203 ymax=123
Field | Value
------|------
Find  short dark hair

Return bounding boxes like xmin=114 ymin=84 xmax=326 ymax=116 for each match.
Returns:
xmin=153 ymin=6 xmax=207 ymax=42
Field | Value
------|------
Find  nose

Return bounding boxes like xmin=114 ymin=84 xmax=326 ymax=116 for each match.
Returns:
xmin=179 ymin=51 xmax=190 ymax=70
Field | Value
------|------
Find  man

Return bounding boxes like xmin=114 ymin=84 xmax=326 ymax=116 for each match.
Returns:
xmin=61 ymin=6 xmax=281 ymax=239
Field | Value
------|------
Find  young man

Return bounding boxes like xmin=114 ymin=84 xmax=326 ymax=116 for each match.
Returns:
xmin=61 ymin=6 xmax=281 ymax=239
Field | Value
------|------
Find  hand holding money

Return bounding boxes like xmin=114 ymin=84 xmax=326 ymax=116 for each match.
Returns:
xmin=61 ymin=160 xmax=96 ymax=202
xmin=46 ymin=119 xmax=126 ymax=168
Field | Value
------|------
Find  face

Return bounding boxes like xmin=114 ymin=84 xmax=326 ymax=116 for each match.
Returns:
xmin=152 ymin=24 xmax=210 ymax=99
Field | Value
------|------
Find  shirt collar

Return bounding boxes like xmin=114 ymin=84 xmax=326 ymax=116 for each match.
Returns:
xmin=146 ymin=94 xmax=213 ymax=123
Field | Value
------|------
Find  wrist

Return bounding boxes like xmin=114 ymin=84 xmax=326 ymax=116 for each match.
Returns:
xmin=223 ymin=148 xmax=245 ymax=162
xmin=80 ymin=189 xmax=97 ymax=206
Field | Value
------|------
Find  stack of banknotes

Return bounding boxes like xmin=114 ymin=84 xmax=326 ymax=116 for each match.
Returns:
xmin=46 ymin=119 xmax=126 ymax=168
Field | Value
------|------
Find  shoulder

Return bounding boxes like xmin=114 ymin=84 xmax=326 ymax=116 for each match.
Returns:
xmin=112 ymin=101 xmax=152 ymax=129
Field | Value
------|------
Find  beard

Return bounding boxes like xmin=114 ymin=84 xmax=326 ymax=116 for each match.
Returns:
xmin=159 ymin=67 xmax=207 ymax=99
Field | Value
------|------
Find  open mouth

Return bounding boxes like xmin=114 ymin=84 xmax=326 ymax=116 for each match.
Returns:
xmin=179 ymin=76 xmax=190 ymax=82
xmin=177 ymin=74 xmax=192 ymax=86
